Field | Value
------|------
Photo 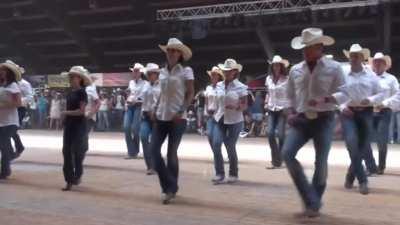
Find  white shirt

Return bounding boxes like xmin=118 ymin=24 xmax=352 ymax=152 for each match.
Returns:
xmin=18 ymin=79 xmax=33 ymax=107
xmin=287 ymin=57 xmax=346 ymax=113
xmin=214 ymin=79 xmax=248 ymax=124
xmin=204 ymin=84 xmax=219 ymax=112
xmin=0 ymin=82 xmax=21 ymax=127
xmin=85 ymin=84 xmax=99 ymax=121
xmin=265 ymin=75 xmax=291 ymax=111
xmin=156 ymin=64 xmax=194 ymax=121
xmin=115 ymin=95 xmax=124 ymax=110
xmin=99 ymin=99 xmax=109 ymax=111
xmin=376 ymin=72 xmax=399 ymax=103
xmin=142 ymin=81 xmax=161 ymax=113
xmin=127 ymin=79 xmax=148 ymax=103
xmin=332 ymin=67 xmax=386 ymax=108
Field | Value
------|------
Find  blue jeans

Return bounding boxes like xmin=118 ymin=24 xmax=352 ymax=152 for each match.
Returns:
xmin=374 ymin=109 xmax=392 ymax=171
xmin=211 ymin=120 xmax=244 ymax=177
xmin=140 ymin=114 xmax=153 ymax=170
xmin=341 ymin=109 xmax=372 ymax=185
xmin=124 ymin=105 xmax=142 ymax=157
xmin=38 ymin=109 xmax=47 ymax=128
xmin=282 ymin=112 xmax=335 ymax=210
xmin=0 ymin=125 xmax=18 ymax=176
xmin=206 ymin=117 xmax=217 ymax=147
xmin=267 ymin=110 xmax=286 ymax=167
xmin=151 ymin=119 xmax=187 ymax=194
xmin=97 ymin=111 xmax=110 ymax=131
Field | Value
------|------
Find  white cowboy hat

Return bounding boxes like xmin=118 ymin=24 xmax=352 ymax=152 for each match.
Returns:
xmin=144 ymin=63 xmax=160 ymax=76
xmin=68 ymin=66 xmax=92 ymax=86
xmin=207 ymin=66 xmax=225 ymax=80
xmin=0 ymin=60 xmax=24 ymax=81
xmin=343 ymin=44 xmax=370 ymax=60
xmin=291 ymin=28 xmax=335 ymax=50
xmin=218 ymin=58 xmax=243 ymax=72
xmin=268 ymin=55 xmax=290 ymax=68
xmin=159 ymin=38 xmax=193 ymax=61
xmin=129 ymin=63 xmax=145 ymax=73
xmin=370 ymin=52 xmax=392 ymax=70
xmin=325 ymin=54 xmax=334 ymax=59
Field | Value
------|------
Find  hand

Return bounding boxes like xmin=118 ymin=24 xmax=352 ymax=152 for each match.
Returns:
xmin=307 ymin=99 xmax=318 ymax=107
xmin=207 ymin=110 xmax=215 ymax=115
xmin=360 ymin=99 xmax=370 ymax=106
xmin=150 ymin=112 xmax=156 ymax=122
xmin=172 ymin=112 xmax=184 ymax=123
xmin=324 ymin=96 xmax=337 ymax=104
xmin=287 ymin=113 xmax=298 ymax=126
xmin=341 ymin=107 xmax=354 ymax=118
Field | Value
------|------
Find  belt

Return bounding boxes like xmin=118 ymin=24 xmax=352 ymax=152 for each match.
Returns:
xmin=300 ymin=111 xmax=333 ymax=120
xmin=349 ymin=106 xmax=373 ymax=112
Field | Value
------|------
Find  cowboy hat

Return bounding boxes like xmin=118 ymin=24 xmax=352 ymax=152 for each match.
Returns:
xmin=370 ymin=52 xmax=392 ymax=70
xmin=291 ymin=28 xmax=335 ymax=50
xmin=68 ymin=66 xmax=92 ymax=86
xmin=159 ymin=38 xmax=192 ymax=61
xmin=0 ymin=60 xmax=24 ymax=81
xmin=207 ymin=66 xmax=225 ymax=80
xmin=144 ymin=63 xmax=160 ymax=76
xmin=268 ymin=55 xmax=290 ymax=68
xmin=325 ymin=54 xmax=334 ymax=59
xmin=343 ymin=44 xmax=370 ymax=60
xmin=129 ymin=63 xmax=145 ymax=73
xmin=218 ymin=59 xmax=243 ymax=72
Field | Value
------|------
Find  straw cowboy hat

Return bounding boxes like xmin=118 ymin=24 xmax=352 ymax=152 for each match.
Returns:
xmin=159 ymin=38 xmax=193 ymax=61
xmin=343 ymin=44 xmax=370 ymax=60
xmin=129 ymin=63 xmax=145 ymax=73
xmin=370 ymin=52 xmax=392 ymax=70
xmin=291 ymin=28 xmax=335 ymax=50
xmin=0 ymin=60 xmax=24 ymax=81
xmin=268 ymin=55 xmax=290 ymax=68
xmin=68 ymin=66 xmax=92 ymax=86
xmin=218 ymin=58 xmax=243 ymax=72
xmin=207 ymin=66 xmax=225 ymax=80
xmin=144 ymin=63 xmax=160 ymax=76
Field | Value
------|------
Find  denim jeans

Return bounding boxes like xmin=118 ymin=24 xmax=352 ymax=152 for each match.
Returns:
xmin=341 ymin=109 xmax=372 ymax=185
xmin=38 ymin=109 xmax=47 ymax=128
xmin=267 ymin=110 xmax=286 ymax=167
xmin=374 ymin=109 xmax=392 ymax=171
xmin=97 ymin=111 xmax=110 ymax=131
xmin=151 ymin=119 xmax=187 ymax=194
xmin=0 ymin=125 xmax=18 ymax=176
xmin=388 ymin=111 xmax=400 ymax=143
xmin=282 ymin=112 xmax=335 ymax=210
xmin=211 ymin=120 xmax=244 ymax=177
xmin=140 ymin=114 xmax=153 ymax=170
xmin=124 ymin=105 xmax=142 ymax=157
xmin=206 ymin=117 xmax=217 ymax=147
xmin=12 ymin=107 xmax=26 ymax=154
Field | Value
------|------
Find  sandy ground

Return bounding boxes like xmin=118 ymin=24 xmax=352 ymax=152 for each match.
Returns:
xmin=0 ymin=130 xmax=399 ymax=225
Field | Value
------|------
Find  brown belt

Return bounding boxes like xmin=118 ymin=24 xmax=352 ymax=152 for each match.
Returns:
xmin=349 ymin=106 xmax=373 ymax=112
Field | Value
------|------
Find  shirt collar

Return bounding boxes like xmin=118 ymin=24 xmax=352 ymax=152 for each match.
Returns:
xmin=163 ymin=63 xmax=183 ymax=74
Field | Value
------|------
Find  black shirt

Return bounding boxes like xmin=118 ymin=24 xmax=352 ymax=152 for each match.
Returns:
xmin=65 ymin=88 xmax=88 ymax=126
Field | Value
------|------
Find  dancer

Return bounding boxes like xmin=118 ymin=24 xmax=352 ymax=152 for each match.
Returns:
xmin=61 ymin=66 xmax=91 ymax=191
xmin=124 ymin=63 xmax=147 ymax=159
xmin=140 ymin=63 xmax=161 ymax=175
xmin=264 ymin=55 xmax=290 ymax=169
xmin=211 ymin=59 xmax=248 ymax=185
xmin=282 ymin=28 xmax=345 ymax=217
xmin=0 ymin=60 xmax=23 ymax=179
xmin=151 ymin=38 xmax=194 ymax=204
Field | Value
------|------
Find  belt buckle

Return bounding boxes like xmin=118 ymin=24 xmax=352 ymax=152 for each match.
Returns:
xmin=305 ymin=111 xmax=318 ymax=120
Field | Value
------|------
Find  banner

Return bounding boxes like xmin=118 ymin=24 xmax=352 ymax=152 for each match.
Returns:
xmin=47 ymin=74 xmax=70 ymax=88
xmin=24 ymin=75 xmax=47 ymax=88
xmin=102 ymin=73 xmax=131 ymax=87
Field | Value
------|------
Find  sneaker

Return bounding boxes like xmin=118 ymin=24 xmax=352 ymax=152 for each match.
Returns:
xmin=146 ymin=169 xmax=156 ymax=175
xmin=377 ymin=168 xmax=385 ymax=175
xmin=62 ymin=183 xmax=73 ymax=191
xmin=359 ymin=182 xmax=369 ymax=195
xmin=72 ymin=178 xmax=81 ymax=186
xmin=226 ymin=176 xmax=238 ymax=184
xmin=124 ymin=155 xmax=138 ymax=160
xmin=211 ymin=175 xmax=224 ymax=184
xmin=162 ymin=192 xmax=175 ymax=205
xmin=303 ymin=208 xmax=321 ymax=218
xmin=344 ymin=179 xmax=354 ymax=189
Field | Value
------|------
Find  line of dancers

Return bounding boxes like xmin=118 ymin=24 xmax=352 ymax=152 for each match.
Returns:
xmin=0 ymin=27 xmax=398 ymax=218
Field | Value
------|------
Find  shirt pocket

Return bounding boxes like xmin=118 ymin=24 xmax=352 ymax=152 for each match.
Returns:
xmin=314 ymin=74 xmax=334 ymax=94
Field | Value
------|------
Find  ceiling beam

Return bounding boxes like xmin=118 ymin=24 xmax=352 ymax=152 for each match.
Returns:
xmin=33 ymin=0 xmax=107 ymax=72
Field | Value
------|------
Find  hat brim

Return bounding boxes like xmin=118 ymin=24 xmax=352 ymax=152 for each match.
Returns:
xmin=268 ymin=59 xmax=290 ymax=68
xmin=159 ymin=44 xmax=193 ymax=61
xmin=207 ymin=70 xmax=225 ymax=80
xmin=343 ymin=49 xmax=371 ymax=60
xmin=145 ymin=69 xmax=161 ymax=76
xmin=68 ymin=72 xmax=92 ymax=86
xmin=370 ymin=55 xmax=392 ymax=70
xmin=0 ymin=64 xmax=22 ymax=81
xmin=291 ymin=36 xmax=335 ymax=50
xmin=218 ymin=64 xmax=243 ymax=73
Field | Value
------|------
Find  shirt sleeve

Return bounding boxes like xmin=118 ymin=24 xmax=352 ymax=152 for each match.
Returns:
xmin=5 ymin=83 xmax=21 ymax=94
xmin=183 ymin=67 xmax=194 ymax=80
xmin=287 ymin=68 xmax=296 ymax=108
xmin=331 ymin=64 xmax=346 ymax=93
xmin=80 ymin=89 xmax=88 ymax=104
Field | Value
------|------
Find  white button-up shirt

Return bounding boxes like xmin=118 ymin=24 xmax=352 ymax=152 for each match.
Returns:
xmin=265 ymin=75 xmax=291 ymax=111
xmin=377 ymin=72 xmax=399 ymax=102
xmin=204 ymin=84 xmax=219 ymax=113
xmin=127 ymin=79 xmax=148 ymax=103
xmin=85 ymin=84 xmax=99 ymax=121
xmin=156 ymin=64 xmax=194 ymax=121
xmin=18 ymin=79 xmax=33 ymax=107
xmin=332 ymin=67 xmax=386 ymax=108
xmin=214 ymin=79 xmax=248 ymax=124
xmin=0 ymin=82 xmax=21 ymax=127
xmin=287 ymin=57 xmax=346 ymax=113
xmin=142 ymin=81 xmax=161 ymax=113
